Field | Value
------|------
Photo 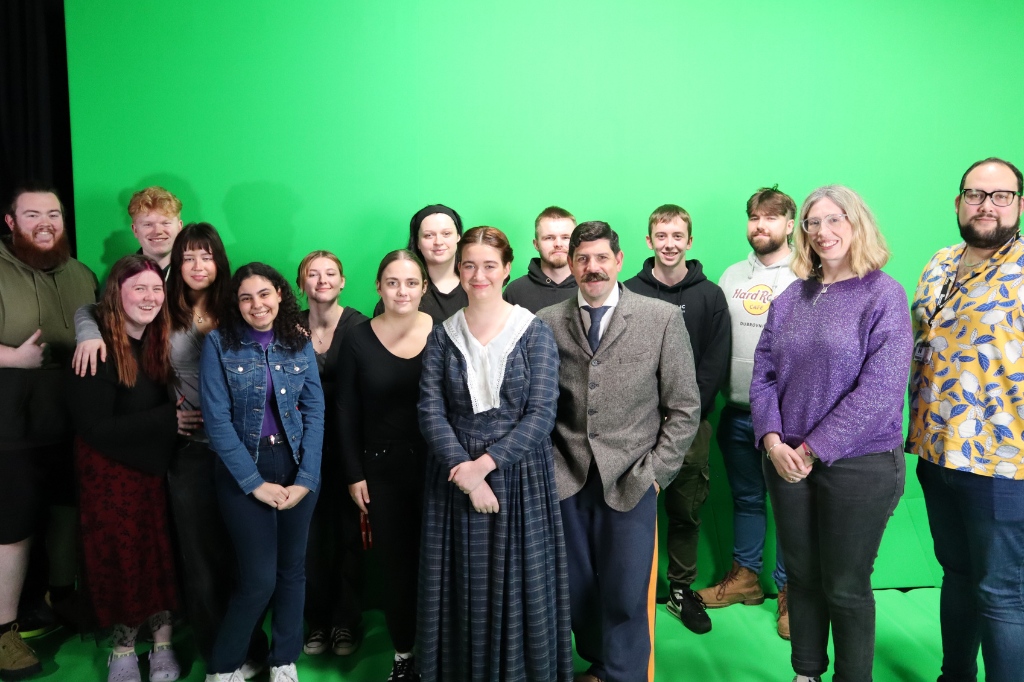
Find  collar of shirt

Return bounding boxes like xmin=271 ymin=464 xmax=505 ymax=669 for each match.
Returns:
xmin=577 ymin=283 xmax=620 ymax=338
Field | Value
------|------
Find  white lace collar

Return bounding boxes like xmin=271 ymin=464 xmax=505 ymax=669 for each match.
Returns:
xmin=443 ymin=305 xmax=535 ymax=414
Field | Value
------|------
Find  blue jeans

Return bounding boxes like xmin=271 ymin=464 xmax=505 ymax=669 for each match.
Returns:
xmin=917 ymin=458 xmax=1024 ymax=682
xmin=717 ymin=406 xmax=786 ymax=588
xmin=207 ymin=442 xmax=319 ymax=673
xmin=766 ymin=448 xmax=905 ymax=681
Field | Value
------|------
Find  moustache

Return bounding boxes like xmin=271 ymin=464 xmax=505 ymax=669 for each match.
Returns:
xmin=582 ymin=272 xmax=610 ymax=283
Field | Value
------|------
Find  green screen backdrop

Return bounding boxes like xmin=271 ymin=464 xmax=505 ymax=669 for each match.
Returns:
xmin=65 ymin=0 xmax=1024 ymax=593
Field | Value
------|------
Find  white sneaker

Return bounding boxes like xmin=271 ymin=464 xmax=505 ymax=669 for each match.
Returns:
xmin=269 ymin=663 xmax=299 ymax=682
xmin=240 ymin=660 xmax=266 ymax=680
xmin=204 ymin=673 xmax=244 ymax=682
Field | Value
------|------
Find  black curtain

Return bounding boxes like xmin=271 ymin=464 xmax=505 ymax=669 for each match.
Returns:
xmin=0 ymin=0 xmax=76 ymax=253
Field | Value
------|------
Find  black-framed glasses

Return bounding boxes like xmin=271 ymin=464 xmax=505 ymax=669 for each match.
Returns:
xmin=960 ymin=189 xmax=1021 ymax=207
xmin=800 ymin=214 xmax=847 ymax=233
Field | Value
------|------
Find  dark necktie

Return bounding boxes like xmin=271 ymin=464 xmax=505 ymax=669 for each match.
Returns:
xmin=582 ymin=305 xmax=610 ymax=352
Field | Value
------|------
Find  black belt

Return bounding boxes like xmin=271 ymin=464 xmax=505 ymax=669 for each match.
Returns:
xmin=259 ymin=433 xmax=286 ymax=446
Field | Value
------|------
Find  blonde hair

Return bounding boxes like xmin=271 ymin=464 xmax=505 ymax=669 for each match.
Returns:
xmin=793 ymin=185 xmax=889 ymax=280
xmin=127 ymin=186 xmax=182 ymax=220
xmin=295 ymin=250 xmax=344 ymax=293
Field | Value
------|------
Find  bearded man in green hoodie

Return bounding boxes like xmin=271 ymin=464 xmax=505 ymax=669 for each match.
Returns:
xmin=0 ymin=186 xmax=97 ymax=680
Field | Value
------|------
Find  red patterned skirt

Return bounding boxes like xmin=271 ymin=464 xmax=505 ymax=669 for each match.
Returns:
xmin=74 ymin=438 xmax=178 ymax=629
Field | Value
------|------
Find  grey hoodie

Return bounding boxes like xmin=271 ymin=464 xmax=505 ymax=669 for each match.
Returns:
xmin=717 ymin=252 xmax=800 ymax=407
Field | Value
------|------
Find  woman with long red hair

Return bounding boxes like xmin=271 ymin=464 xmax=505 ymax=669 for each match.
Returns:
xmin=68 ymin=255 xmax=181 ymax=682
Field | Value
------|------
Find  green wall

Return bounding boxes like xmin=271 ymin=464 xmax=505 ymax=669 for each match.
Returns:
xmin=65 ymin=0 xmax=1024 ymax=591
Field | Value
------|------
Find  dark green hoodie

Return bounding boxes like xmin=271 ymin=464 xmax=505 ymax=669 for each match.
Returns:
xmin=0 ymin=237 xmax=97 ymax=446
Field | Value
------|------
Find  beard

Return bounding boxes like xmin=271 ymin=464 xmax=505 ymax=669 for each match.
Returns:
xmin=541 ymin=251 xmax=568 ymax=270
xmin=748 ymin=231 xmax=788 ymax=256
xmin=958 ymin=213 xmax=1020 ymax=250
xmin=10 ymin=226 xmax=71 ymax=270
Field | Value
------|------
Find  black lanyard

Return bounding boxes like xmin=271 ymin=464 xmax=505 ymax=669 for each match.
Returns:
xmin=926 ymin=235 xmax=1021 ymax=328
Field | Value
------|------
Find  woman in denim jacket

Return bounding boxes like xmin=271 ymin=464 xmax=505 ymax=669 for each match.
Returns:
xmin=200 ymin=262 xmax=325 ymax=682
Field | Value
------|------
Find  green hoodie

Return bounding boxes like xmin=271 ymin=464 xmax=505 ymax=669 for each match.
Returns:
xmin=0 ymin=237 xmax=97 ymax=446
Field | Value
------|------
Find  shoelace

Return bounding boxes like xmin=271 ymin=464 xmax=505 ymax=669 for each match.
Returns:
xmin=390 ymin=657 xmax=414 ymax=680
xmin=671 ymin=588 xmax=706 ymax=609
xmin=714 ymin=567 xmax=743 ymax=600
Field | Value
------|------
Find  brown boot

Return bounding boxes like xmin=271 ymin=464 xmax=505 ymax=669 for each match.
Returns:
xmin=777 ymin=585 xmax=790 ymax=640
xmin=695 ymin=561 xmax=765 ymax=608
xmin=0 ymin=625 xmax=42 ymax=681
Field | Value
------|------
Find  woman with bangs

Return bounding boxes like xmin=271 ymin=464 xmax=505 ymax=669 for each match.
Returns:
xmin=295 ymin=250 xmax=367 ymax=658
xmin=750 ymin=185 xmax=913 ymax=682
xmin=68 ymin=255 xmax=181 ymax=682
xmin=73 ymin=224 xmax=268 ymax=674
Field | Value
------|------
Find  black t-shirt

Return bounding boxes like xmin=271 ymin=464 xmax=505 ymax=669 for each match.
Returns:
xmin=336 ymin=319 xmax=425 ymax=483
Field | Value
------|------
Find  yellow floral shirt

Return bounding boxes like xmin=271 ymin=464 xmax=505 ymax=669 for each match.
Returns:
xmin=908 ymin=235 xmax=1024 ymax=479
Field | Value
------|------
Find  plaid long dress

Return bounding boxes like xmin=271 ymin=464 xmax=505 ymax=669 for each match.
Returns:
xmin=417 ymin=315 xmax=573 ymax=682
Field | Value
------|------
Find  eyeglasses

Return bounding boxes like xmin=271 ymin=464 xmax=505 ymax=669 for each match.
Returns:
xmin=800 ymin=214 xmax=847 ymax=233
xmin=960 ymin=189 xmax=1022 ymax=207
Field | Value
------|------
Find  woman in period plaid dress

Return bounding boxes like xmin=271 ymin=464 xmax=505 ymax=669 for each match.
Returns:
xmin=417 ymin=227 xmax=573 ymax=682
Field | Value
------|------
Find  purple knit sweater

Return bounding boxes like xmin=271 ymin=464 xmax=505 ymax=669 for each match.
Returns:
xmin=750 ymin=269 xmax=913 ymax=463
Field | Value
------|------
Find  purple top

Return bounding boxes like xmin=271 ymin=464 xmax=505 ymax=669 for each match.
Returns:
xmin=750 ymin=269 xmax=912 ymax=463
xmin=248 ymin=328 xmax=286 ymax=438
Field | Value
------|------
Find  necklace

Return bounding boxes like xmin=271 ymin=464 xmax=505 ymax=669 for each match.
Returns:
xmin=193 ymin=308 xmax=207 ymax=324
xmin=313 ymin=328 xmax=327 ymax=347
xmin=813 ymin=280 xmax=834 ymax=306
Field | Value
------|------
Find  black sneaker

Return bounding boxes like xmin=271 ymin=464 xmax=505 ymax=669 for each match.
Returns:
xmin=330 ymin=626 xmax=362 ymax=656
xmin=387 ymin=655 xmax=419 ymax=682
xmin=667 ymin=585 xmax=712 ymax=634
xmin=303 ymin=628 xmax=328 ymax=655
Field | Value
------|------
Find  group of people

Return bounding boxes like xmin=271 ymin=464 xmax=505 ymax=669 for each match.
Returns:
xmin=0 ymin=155 xmax=1020 ymax=682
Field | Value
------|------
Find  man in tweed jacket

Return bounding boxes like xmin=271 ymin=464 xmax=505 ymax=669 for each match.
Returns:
xmin=537 ymin=221 xmax=700 ymax=682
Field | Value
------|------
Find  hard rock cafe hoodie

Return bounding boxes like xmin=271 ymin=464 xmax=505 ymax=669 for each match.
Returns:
xmin=717 ymin=252 xmax=800 ymax=408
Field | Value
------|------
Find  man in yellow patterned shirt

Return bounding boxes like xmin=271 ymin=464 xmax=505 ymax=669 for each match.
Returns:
xmin=908 ymin=157 xmax=1024 ymax=682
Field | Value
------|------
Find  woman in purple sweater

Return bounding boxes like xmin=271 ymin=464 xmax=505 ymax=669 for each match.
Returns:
xmin=750 ymin=185 xmax=912 ymax=682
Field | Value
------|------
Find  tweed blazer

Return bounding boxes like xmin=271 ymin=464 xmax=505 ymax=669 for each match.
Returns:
xmin=537 ymin=285 xmax=701 ymax=512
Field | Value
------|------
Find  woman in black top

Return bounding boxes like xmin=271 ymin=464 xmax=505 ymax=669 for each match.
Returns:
xmin=339 ymin=249 xmax=433 ymax=682
xmin=374 ymin=205 xmax=467 ymax=324
xmin=296 ymin=250 xmax=368 ymax=657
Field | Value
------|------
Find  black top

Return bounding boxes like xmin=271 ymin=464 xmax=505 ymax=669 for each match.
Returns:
xmin=373 ymin=280 xmax=468 ymax=325
xmin=67 ymin=337 xmax=177 ymax=475
xmin=503 ymin=257 xmax=578 ymax=313
xmin=301 ymin=306 xmax=370 ymax=400
xmin=624 ymin=257 xmax=731 ymax=419
xmin=300 ymin=306 xmax=369 ymax=468
xmin=337 ymin=319 xmax=426 ymax=483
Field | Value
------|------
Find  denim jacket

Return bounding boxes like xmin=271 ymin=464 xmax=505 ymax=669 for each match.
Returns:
xmin=200 ymin=328 xmax=324 ymax=494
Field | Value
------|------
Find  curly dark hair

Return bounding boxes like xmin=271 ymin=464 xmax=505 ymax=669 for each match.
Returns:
xmin=220 ymin=262 xmax=309 ymax=351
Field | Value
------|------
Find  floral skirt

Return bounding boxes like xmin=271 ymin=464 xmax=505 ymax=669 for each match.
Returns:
xmin=75 ymin=438 xmax=178 ymax=629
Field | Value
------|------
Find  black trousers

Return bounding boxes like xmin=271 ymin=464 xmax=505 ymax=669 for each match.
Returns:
xmin=363 ymin=442 xmax=425 ymax=654
xmin=765 ymin=448 xmax=905 ymax=681
xmin=304 ymin=446 xmax=363 ymax=631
